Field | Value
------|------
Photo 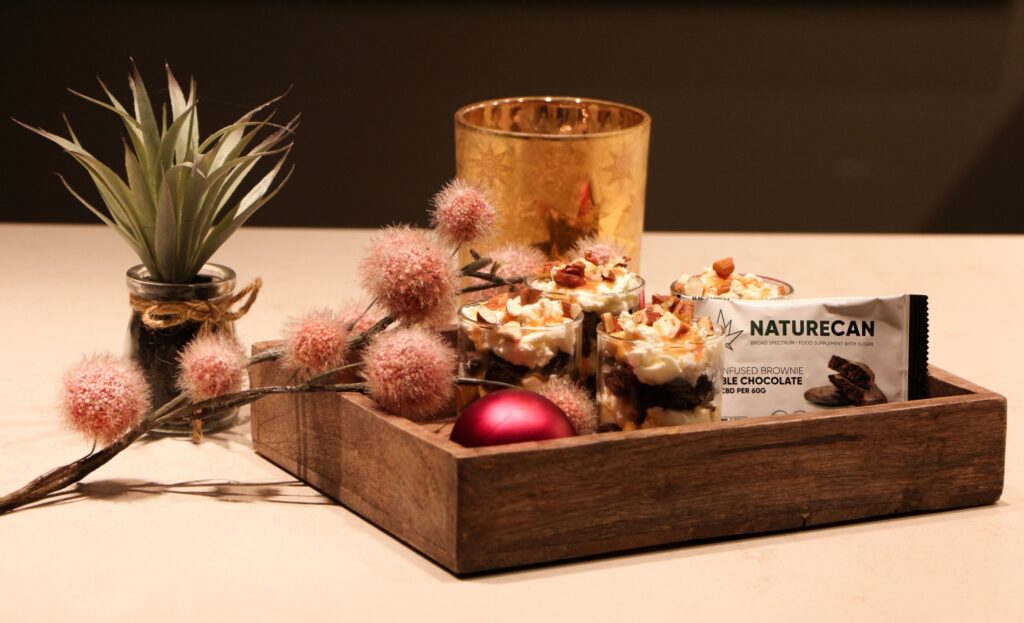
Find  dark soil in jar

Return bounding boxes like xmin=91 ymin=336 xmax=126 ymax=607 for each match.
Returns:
xmin=126 ymin=313 xmax=202 ymax=410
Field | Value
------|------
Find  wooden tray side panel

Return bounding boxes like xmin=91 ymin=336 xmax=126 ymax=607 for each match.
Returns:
xmin=454 ymin=394 xmax=1006 ymax=573
xmin=249 ymin=351 xmax=459 ymax=569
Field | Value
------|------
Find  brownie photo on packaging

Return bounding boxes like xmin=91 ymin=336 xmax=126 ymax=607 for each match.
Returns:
xmin=805 ymin=355 xmax=887 ymax=408
xmin=687 ymin=294 xmax=928 ymax=419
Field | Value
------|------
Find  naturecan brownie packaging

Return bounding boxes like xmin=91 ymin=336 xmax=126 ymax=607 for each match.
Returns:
xmin=686 ymin=295 xmax=929 ymax=419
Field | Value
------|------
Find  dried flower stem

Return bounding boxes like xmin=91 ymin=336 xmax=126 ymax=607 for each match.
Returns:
xmin=0 ymin=256 xmax=529 ymax=516
xmin=0 ymin=355 xmax=365 ymax=516
xmin=455 ymin=377 xmax=520 ymax=391
xmin=345 ymin=315 xmax=395 ymax=351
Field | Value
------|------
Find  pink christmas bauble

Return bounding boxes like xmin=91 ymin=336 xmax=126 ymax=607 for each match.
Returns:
xmin=450 ymin=389 xmax=577 ymax=448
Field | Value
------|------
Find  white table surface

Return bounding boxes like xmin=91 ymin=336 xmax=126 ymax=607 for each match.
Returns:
xmin=0 ymin=224 xmax=1020 ymax=622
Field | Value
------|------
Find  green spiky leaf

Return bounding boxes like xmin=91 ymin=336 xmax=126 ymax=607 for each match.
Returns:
xmin=18 ymin=64 xmax=296 ymax=283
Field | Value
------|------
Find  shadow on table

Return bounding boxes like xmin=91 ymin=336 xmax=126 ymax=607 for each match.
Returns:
xmin=11 ymin=477 xmax=333 ymax=513
xmin=133 ymin=411 xmax=254 ymax=451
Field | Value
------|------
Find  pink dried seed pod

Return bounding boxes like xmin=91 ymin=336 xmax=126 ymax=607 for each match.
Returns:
xmin=283 ymin=309 xmax=350 ymax=373
xmin=539 ymin=378 xmax=597 ymax=435
xmin=338 ymin=300 xmax=384 ymax=335
xmin=177 ymin=333 xmax=247 ymax=401
xmin=362 ymin=327 xmax=456 ymax=421
xmin=430 ymin=178 xmax=496 ymax=245
xmin=358 ymin=225 xmax=459 ymax=326
xmin=61 ymin=353 xmax=150 ymax=445
xmin=469 ymin=242 xmax=548 ymax=302
xmin=568 ymin=235 xmax=629 ymax=267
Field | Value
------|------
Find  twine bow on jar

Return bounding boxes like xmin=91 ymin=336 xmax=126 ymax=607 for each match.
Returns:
xmin=128 ymin=278 xmax=263 ymax=336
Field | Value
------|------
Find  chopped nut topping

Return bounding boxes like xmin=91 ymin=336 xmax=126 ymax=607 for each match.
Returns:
xmin=653 ymin=313 xmax=681 ymax=339
xmin=674 ymin=299 xmax=695 ymax=324
xmin=683 ymin=276 xmax=705 ymax=297
xmin=485 ymin=292 xmax=510 ymax=310
xmin=713 ymin=282 xmax=732 ymax=295
xmin=645 ymin=308 xmax=662 ymax=325
xmin=698 ymin=317 xmax=714 ymax=333
xmin=651 ymin=293 xmax=673 ymax=308
xmin=713 ymin=257 xmax=735 ymax=278
xmin=519 ymin=287 xmax=542 ymax=305
xmin=553 ymin=261 xmax=587 ymax=288
xmin=600 ymin=312 xmax=621 ymax=333
xmin=505 ymin=296 xmax=523 ymax=317
xmin=476 ymin=306 xmax=498 ymax=325
xmin=560 ymin=301 xmax=575 ymax=319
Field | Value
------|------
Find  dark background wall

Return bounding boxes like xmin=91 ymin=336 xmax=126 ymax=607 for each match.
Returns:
xmin=3 ymin=1 xmax=1023 ymax=233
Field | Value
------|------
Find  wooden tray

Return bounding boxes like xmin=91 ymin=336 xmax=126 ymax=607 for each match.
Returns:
xmin=248 ymin=341 xmax=1006 ymax=575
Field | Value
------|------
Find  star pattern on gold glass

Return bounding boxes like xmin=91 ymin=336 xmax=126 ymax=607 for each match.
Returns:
xmin=530 ymin=145 xmax=589 ymax=195
xmin=466 ymin=143 xmax=512 ymax=188
xmin=603 ymin=148 xmax=638 ymax=187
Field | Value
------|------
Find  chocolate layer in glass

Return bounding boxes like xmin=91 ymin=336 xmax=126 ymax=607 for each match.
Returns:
xmin=596 ymin=300 xmax=724 ymax=430
xmin=457 ymin=290 xmax=582 ymax=414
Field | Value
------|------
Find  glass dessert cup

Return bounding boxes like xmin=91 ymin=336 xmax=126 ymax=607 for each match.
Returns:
xmin=596 ymin=324 xmax=725 ymax=430
xmin=529 ymin=275 xmax=645 ymax=394
xmin=670 ymin=274 xmax=794 ymax=301
xmin=457 ymin=301 xmax=583 ymax=415
xmin=454 ymin=96 xmax=650 ymax=265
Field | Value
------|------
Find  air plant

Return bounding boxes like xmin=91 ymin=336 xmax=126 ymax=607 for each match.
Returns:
xmin=0 ymin=178 xmax=562 ymax=516
xmin=16 ymin=62 xmax=296 ymax=284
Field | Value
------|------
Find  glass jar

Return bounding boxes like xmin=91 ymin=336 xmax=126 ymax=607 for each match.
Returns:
xmin=457 ymin=301 xmax=582 ymax=415
xmin=125 ymin=263 xmax=238 ymax=435
xmin=596 ymin=324 xmax=725 ymax=431
xmin=528 ymin=275 xmax=645 ymax=395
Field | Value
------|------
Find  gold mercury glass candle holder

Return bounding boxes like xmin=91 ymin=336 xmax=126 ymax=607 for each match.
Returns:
xmin=455 ymin=97 xmax=651 ymax=267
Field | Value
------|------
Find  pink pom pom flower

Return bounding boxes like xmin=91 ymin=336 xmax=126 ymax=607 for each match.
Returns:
xmin=61 ymin=354 xmax=149 ymax=445
xmin=177 ymin=333 xmax=247 ymax=401
xmin=470 ymin=242 xmax=548 ymax=301
xmin=430 ymin=178 xmax=496 ymax=245
xmin=568 ymin=235 xmax=629 ymax=267
xmin=283 ymin=309 xmax=350 ymax=373
xmin=359 ymin=226 xmax=459 ymax=326
xmin=362 ymin=327 xmax=456 ymax=421
xmin=338 ymin=300 xmax=385 ymax=335
xmin=539 ymin=378 xmax=597 ymax=435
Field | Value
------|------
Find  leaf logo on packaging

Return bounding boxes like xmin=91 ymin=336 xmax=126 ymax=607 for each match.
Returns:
xmin=716 ymin=309 xmax=745 ymax=351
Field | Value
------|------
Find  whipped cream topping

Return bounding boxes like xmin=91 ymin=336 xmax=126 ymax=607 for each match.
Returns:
xmin=462 ymin=295 xmax=580 ymax=369
xmin=608 ymin=307 xmax=723 ymax=386
xmin=531 ymin=257 xmax=643 ymax=314
xmin=676 ymin=266 xmax=787 ymax=300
